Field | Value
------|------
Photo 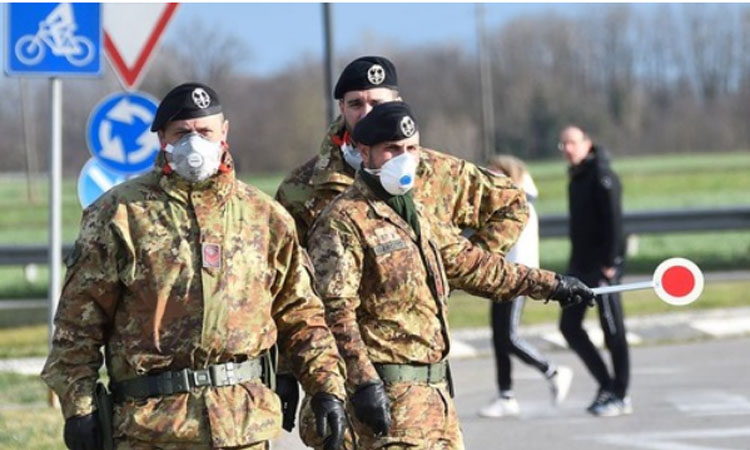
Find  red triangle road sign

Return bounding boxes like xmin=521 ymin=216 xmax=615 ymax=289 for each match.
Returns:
xmin=104 ymin=3 xmax=179 ymax=90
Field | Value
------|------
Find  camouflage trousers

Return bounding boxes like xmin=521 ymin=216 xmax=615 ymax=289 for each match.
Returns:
xmin=299 ymin=381 xmax=464 ymax=450
xmin=114 ymin=439 xmax=269 ymax=449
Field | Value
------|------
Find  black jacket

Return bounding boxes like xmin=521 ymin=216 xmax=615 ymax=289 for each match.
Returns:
xmin=567 ymin=145 xmax=624 ymax=276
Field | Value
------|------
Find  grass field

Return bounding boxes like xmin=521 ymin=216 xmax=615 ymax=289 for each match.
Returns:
xmin=0 ymin=371 xmax=62 ymax=450
xmin=2 ymin=151 xmax=749 ymax=242
xmin=1 ymin=151 xmax=748 ymax=300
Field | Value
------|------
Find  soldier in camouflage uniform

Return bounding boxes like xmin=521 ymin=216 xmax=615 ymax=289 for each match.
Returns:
xmin=275 ymin=56 xmax=530 ymax=442
xmin=41 ymin=83 xmax=348 ymax=450
xmin=306 ymin=102 xmax=595 ymax=449
xmin=275 ymin=56 xmax=528 ymax=251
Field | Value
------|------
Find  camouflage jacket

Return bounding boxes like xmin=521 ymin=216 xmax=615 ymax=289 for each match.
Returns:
xmin=307 ymin=174 xmax=557 ymax=391
xmin=41 ymin=154 xmax=346 ymax=447
xmin=275 ymin=116 xmax=529 ymax=251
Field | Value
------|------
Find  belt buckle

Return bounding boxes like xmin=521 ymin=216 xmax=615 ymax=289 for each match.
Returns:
xmin=156 ymin=369 xmax=190 ymax=394
xmin=193 ymin=369 xmax=211 ymax=387
xmin=172 ymin=369 xmax=192 ymax=393
xmin=210 ymin=362 xmax=237 ymax=387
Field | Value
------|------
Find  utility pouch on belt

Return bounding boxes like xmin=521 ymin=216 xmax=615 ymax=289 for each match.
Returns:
xmin=94 ymin=381 xmax=114 ymax=450
xmin=263 ymin=344 xmax=278 ymax=391
xmin=445 ymin=360 xmax=455 ymax=398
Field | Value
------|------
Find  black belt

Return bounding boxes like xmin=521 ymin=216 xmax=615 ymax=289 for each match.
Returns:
xmin=111 ymin=359 xmax=262 ymax=401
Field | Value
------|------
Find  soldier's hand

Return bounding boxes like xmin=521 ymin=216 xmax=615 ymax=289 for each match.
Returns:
xmin=311 ymin=392 xmax=347 ymax=450
xmin=275 ymin=373 xmax=300 ymax=432
xmin=351 ymin=381 xmax=391 ymax=437
xmin=549 ymin=274 xmax=596 ymax=308
xmin=63 ymin=413 xmax=102 ymax=450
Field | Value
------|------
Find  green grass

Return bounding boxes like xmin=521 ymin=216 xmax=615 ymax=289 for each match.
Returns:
xmin=0 ymin=408 xmax=64 ymax=450
xmin=0 ymin=371 xmax=63 ymax=450
xmin=0 ymin=325 xmax=49 ymax=359
xmin=447 ymin=279 xmax=750 ymax=329
xmin=538 ymin=231 xmax=750 ymax=274
xmin=3 ymin=151 xmax=749 ymax=243
xmin=531 ymin=151 xmax=750 ymax=213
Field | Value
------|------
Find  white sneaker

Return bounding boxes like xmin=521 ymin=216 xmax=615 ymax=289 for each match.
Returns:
xmin=478 ymin=393 xmax=520 ymax=418
xmin=549 ymin=366 xmax=573 ymax=405
xmin=588 ymin=391 xmax=633 ymax=417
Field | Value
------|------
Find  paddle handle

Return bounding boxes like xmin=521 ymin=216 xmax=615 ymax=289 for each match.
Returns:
xmin=591 ymin=280 xmax=655 ymax=295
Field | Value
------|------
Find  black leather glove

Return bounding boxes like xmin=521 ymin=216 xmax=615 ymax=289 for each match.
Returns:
xmin=63 ymin=413 xmax=101 ymax=450
xmin=310 ymin=392 xmax=347 ymax=450
xmin=275 ymin=373 xmax=300 ymax=432
xmin=549 ymin=274 xmax=596 ymax=308
xmin=350 ymin=381 xmax=391 ymax=437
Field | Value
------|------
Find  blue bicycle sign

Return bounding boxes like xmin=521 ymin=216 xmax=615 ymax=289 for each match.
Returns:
xmin=5 ymin=3 xmax=101 ymax=76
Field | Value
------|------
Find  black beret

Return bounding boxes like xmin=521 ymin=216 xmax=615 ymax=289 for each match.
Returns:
xmin=151 ymin=82 xmax=223 ymax=131
xmin=334 ymin=56 xmax=398 ymax=99
xmin=352 ymin=102 xmax=418 ymax=146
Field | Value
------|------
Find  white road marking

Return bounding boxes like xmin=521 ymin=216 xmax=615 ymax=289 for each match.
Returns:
xmin=585 ymin=426 xmax=750 ymax=450
xmin=668 ymin=390 xmax=750 ymax=417
xmin=691 ymin=318 xmax=750 ymax=338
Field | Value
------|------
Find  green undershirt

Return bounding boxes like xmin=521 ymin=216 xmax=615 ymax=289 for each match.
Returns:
xmin=361 ymin=169 xmax=420 ymax=239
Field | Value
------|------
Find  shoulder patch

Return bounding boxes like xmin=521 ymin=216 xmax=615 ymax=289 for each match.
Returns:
xmin=600 ymin=175 xmax=613 ymax=189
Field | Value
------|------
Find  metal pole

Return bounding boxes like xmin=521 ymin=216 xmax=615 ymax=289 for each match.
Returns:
xmin=591 ymin=281 xmax=655 ymax=296
xmin=322 ymin=3 xmax=336 ymax=124
xmin=20 ymin=78 xmax=39 ymax=203
xmin=476 ymin=4 xmax=496 ymax=164
xmin=48 ymin=77 xmax=62 ymax=346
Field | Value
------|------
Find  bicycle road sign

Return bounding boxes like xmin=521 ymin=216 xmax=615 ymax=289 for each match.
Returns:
xmin=87 ymin=91 xmax=160 ymax=174
xmin=4 ymin=3 xmax=102 ymax=76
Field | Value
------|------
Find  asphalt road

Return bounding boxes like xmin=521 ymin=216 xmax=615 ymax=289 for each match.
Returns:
xmin=272 ymin=337 xmax=750 ymax=450
xmin=455 ymin=337 xmax=750 ymax=450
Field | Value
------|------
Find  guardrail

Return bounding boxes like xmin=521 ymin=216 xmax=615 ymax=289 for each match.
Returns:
xmin=1 ymin=206 xmax=749 ymax=265
xmin=538 ymin=206 xmax=750 ymax=238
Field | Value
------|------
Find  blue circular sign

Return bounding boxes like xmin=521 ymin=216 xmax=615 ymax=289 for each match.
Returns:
xmin=86 ymin=91 xmax=160 ymax=174
xmin=77 ymin=158 xmax=128 ymax=208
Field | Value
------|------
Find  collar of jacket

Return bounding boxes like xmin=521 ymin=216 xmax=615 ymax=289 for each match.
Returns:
xmin=352 ymin=172 xmax=424 ymax=243
xmin=157 ymin=151 xmax=236 ymax=207
xmin=311 ymin=116 xmax=357 ymax=192
xmin=569 ymin=146 xmax=599 ymax=177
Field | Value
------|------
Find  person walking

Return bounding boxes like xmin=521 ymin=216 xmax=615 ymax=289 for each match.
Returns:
xmin=558 ymin=125 xmax=631 ymax=417
xmin=479 ymin=155 xmax=573 ymax=418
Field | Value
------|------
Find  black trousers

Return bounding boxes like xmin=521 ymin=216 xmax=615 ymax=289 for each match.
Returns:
xmin=491 ymin=297 xmax=551 ymax=392
xmin=559 ymin=271 xmax=630 ymax=398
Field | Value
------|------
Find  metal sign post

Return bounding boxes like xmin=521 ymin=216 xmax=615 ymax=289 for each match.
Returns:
xmin=48 ymin=78 xmax=62 ymax=344
xmin=5 ymin=2 xmax=103 ymax=352
xmin=322 ymin=3 xmax=335 ymax=124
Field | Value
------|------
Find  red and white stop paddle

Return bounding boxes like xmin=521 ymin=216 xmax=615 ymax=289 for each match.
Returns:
xmin=591 ymin=258 xmax=704 ymax=306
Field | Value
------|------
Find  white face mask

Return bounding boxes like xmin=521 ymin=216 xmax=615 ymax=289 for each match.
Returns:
xmin=365 ymin=152 xmax=418 ymax=195
xmin=165 ymin=133 xmax=223 ymax=183
xmin=341 ymin=142 xmax=363 ymax=171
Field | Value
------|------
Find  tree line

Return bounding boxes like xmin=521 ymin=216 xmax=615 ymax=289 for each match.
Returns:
xmin=1 ymin=3 xmax=749 ymax=176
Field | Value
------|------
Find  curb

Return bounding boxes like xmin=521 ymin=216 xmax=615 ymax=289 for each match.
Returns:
xmin=449 ymin=306 xmax=750 ymax=359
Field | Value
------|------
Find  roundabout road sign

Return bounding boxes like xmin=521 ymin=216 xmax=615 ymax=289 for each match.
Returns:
xmin=87 ymin=91 xmax=160 ymax=174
